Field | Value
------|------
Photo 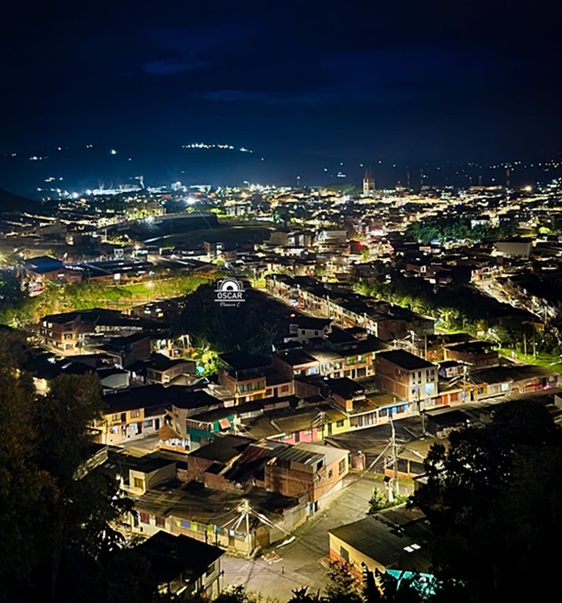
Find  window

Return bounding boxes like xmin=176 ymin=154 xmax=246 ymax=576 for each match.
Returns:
xmin=143 ymin=420 xmax=153 ymax=428
xmin=336 ymin=420 xmax=344 ymax=428
xmin=280 ymin=385 xmax=290 ymax=393
xmin=180 ymin=519 xmax=191 ymax=529
xmin=340 ymin=547 xmax=350 ymax=562
xmin=155 ymin=516 xmax=166 ymax=527
xmin=338 ymin=459 xmax=346 ymax=475
xmin=130 ymin=409 xmax=141 ymax=418
xmin=328 ymin=469 xmax=333 ymax=479
xmin=139 ymin=512 xmax=150 ymax=524
xmin=206 ymin=563 xmax=216 ymax=577
xmin=134 ymin=478 xmax=144 ymax=489
xmin=112 ymin=414 xmax=121 ymax=422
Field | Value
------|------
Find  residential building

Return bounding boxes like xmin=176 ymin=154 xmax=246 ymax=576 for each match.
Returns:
xmin=375 ymin=350 xmax=439 ymax=409
xmin=265 ymin=442 xmax=349 ymax=512
xmin=134 ymin=531 xmax=224 ymax=599
xmin=328 ymin=506 xmax=432 ymax=583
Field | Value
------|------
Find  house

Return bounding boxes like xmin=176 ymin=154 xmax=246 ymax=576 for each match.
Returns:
xmin=162 ymin=390 xmax=226 ymax=451
xmin=101 ymin=332 xmax=152 ymax=367
xmin=326 ymin=377 xmax=366 ymax=412
xmin=241 ymin=403 xmax=348 ymax=444
xmin=444 ymin=341 xmax=499 ymax=368
xmin=272 ymin=349 xmax=320 ymax=381
xmin=130 ymin=479 xmax=304 ymax=556
xmin=112 ymin=451 xmax=178 ymax=496
xmin=471 ymin=363 xmax=560 ymax=399
xmin=265 ymin=442 xmax=350 ymax=513
xmin=218 ymin=351 xmax=270 ymax=403
xmin=96 ymin=384 xmax=169 ymax=445
xmin=375 ymin=350 xmax=439 ymax=408
xmin=145 ymin=353 xmax=197 ymax=385
xmin=328 ymin=506 xmax=432 ymax=584
xmin=134 ymin=531 xmax=224 ymax=599
xmin=286 ymin=316 xmax=333 ymax=343
xmin=23 ymin=255 xmax=64 ymax=283
xmin=185 ymin=434 xmax=256 ymax=487
xmin=39 ymin=312 xmax=88 ymax=351
xmin=24 ymin=351 xmax=130 ymax=393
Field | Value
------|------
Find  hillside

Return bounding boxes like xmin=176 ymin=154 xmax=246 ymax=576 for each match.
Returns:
xmin=0 ymin=188 xmax=38 ymax=214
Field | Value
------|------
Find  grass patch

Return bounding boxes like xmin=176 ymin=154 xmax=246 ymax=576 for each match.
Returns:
xmin=499 ymin=347 xmax=562 ymax=374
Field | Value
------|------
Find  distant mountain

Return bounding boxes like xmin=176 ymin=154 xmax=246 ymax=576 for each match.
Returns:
xmin=0 ymin=188 xmax=38 ymax=213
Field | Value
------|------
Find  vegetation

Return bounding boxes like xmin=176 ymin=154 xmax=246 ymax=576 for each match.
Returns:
xmin=174 ymin=284 xmax=281 ymax=355
xmin=367 ymin=489 xmax=409 ymax=514
xmin=185 ymin=335 xmax=220 ymax=376
xmin=0 ymin=332 xmax=156 ymax=602
xmin=0 ymin=274 xmax=210 ymax=327
xmin=410 ymin=399 xmax=562 ymax=601
xmin=354 ymin=270 xmax=528 ymax=337
xmin=3 ymin=323 xmax=559 ymax=601
xmin=405 ymin=216 xmax=517 ymax=245
xmin=324 ymin=184 xmax=360 ymax=196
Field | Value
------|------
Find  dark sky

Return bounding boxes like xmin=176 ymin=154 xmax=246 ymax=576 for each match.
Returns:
xmin=1 ymin=0 xmax=562 ymax=184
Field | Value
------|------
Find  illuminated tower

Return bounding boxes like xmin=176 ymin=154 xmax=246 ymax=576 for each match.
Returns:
xmin=362 ymin=168 xmax=375 ymax=196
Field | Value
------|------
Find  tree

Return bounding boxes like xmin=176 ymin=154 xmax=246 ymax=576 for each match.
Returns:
xmin=324 ymin=560 xmax=363 ymax=603
xmin=0 ymin=339 xmax=157 ymax=603
xmin=410 ymin=399 xmax=562 ymax=602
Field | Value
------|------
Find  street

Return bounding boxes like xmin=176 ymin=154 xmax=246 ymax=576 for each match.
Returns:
xmin=221 ymin=472 xmax=379 ymax=601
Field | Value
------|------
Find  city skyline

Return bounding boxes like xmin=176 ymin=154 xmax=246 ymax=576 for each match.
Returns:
xmin=2 ymin=1 xmax=561 ymax=184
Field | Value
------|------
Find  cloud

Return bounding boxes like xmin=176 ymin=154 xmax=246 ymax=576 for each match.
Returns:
xmin=143 ymin=58 xmax=207 ymax=75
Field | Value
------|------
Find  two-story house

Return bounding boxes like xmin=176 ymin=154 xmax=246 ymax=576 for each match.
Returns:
xmin=218 ymin=352 xmax=271 ymax=403
xmin=375 ymin=350 xmax=439 ymax=411
xmin=265 ymin=442 xmax=350 ymax=513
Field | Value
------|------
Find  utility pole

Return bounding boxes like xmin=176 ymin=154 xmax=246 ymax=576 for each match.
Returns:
xmin=389 ymin=419 xmax=398 ymax=502
xmin=244 ymin=500 xmax=251 ymax=555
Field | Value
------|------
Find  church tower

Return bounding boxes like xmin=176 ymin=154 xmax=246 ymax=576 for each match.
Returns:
xmin=362 ymin=168 xmax=375 ymax=196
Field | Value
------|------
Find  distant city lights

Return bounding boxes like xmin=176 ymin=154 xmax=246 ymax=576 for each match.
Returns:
xmin=182 ymin=143 xmax=254 ymax=153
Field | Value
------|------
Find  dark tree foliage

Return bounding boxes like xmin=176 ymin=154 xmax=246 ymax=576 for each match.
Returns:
xmin=324 ymin=560 xmax=364 ymax=603
xmin=406 ymin=217 xmax=517 ymax=245
xmin=0 ymin=336 xmax=158 ymax=603
xmin=410 ymin=399 xmax=562 ymax=602
xmin=174 ymin=284 xmax=280 ymax=355
xmin=357 ymin=268 xmax=531 ymax=334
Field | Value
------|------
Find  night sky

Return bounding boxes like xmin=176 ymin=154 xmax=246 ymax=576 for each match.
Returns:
xmin=1 ymin=1 xmax=561 ymax=190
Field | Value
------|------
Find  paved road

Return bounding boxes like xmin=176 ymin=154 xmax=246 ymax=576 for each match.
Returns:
xmin=221 ymin=472 xmax=380 ymax=601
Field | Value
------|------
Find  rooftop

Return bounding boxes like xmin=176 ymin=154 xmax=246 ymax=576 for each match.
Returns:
xmin=329 ymin=507 xmax=431 ymax=571
xmin=377 ymin=350 xmax=435 ymax=371
xmin=134 ymin=531 xmax=223 ymax=584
